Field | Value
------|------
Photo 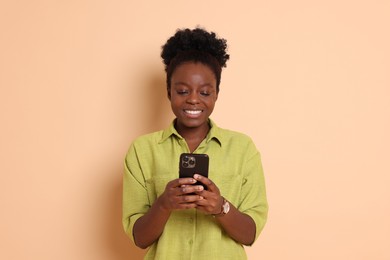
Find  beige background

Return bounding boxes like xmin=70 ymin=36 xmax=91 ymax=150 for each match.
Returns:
xmin=1 ymin=1 xmax=389 ymax=259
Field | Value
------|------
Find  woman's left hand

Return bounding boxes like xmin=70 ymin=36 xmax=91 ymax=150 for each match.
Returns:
xmin=193 ymin=174 xmax=223 ymax=215
xmin=193 ymin=175 xmax=257 ymax=246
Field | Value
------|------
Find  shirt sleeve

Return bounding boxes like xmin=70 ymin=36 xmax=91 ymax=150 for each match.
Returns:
xmin=122 ymin=143 xmax=150 ymax=242
xmin=237 ymin=140 xmax=269 ymax=244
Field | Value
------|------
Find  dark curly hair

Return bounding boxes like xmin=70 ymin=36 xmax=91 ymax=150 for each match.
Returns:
xmin=161 ymin=27 xmax=230 ymax=94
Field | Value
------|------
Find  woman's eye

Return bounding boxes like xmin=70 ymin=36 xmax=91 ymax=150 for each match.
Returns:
xmin=177 ymin=90 xmax=188 ymax=95
xmin=201 ymin=92 xmax=210 ymax=96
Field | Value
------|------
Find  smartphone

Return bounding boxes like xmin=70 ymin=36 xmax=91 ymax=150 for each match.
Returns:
xmin=179 ymin=153 xmax=209 ymax=190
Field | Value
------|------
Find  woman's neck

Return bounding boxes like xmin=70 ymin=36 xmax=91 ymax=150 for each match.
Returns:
xmin=175 ymin=121 xmax=210 ymax=152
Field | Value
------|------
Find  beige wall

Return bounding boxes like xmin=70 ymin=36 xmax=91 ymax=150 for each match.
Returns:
xmin=1 ymin=1 xmax=389 ymax=259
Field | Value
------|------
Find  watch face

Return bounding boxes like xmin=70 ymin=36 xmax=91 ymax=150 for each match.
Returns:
xmin=223 ymin=201 xmax=230 ymax=214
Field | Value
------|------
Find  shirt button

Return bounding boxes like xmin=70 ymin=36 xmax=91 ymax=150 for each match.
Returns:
xmin=188 ymin=239 xmax=193 ymax=245
xmin=189 ymin=218 xmax=193 ymax=223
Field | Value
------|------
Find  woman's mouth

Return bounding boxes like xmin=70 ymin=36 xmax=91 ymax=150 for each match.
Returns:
xmin=184 ymin=109 xmax=203 ymax=117
xmin=184 ymin=109 xmax=202 ymax=114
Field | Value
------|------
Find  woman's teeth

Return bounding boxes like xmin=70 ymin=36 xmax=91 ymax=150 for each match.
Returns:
xmin=184 ymin=110 xmax=202 ymax=115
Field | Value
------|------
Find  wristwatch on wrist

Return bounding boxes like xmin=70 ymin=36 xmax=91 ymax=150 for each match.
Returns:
xmin=213 ymin=197 xmax=230 ymax=217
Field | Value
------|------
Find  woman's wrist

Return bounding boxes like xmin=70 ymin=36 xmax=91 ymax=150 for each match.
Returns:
xmin=155 ymin=195 xmax=172 ymax=215
xmin=213 ymin=196 xmax=230 ymax=217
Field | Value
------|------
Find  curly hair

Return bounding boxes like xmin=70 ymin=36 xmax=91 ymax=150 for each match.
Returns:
xmin=161 ymin=27 xmax=230 ymax=94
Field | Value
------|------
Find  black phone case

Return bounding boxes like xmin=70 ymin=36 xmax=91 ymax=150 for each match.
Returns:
xmin=179 ymin=153 xmax=209 ymax=190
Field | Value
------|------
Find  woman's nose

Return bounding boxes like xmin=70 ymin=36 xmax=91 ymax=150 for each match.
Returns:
xmin=186 ymin=92 xmax=200 ymax=104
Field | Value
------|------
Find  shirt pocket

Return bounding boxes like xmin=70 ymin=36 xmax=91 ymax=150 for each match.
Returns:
xmin=145 ymin=176 xmax=173 ymax=203
xmin=210 ymin=165 xmax=243 ymax=205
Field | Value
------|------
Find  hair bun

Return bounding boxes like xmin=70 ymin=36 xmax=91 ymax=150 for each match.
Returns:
xmin=161 ymin=27 xmax=230 ymax=69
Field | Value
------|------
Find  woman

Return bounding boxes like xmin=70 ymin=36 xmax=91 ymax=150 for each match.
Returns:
xmin=123 ymin=27 xmax=268 ymax=259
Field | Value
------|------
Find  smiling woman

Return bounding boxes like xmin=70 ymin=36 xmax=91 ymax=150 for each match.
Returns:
xmin=122 ymin=27 xmax=268 ymax=259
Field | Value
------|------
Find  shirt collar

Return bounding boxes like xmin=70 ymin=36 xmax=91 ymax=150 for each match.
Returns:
xmin=159 ymin=118 xmax=223 ymax=146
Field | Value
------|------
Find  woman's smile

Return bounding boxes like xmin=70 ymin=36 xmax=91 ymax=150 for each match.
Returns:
xmin=184 ymin=109 xmax=203 ymax=116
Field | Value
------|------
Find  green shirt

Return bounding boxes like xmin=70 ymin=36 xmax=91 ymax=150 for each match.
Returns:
xmin=123 ymin=120 xmax=268 ymax=259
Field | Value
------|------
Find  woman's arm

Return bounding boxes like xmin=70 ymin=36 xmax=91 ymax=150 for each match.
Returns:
xmin=133 ymin=178 xmax=205 ymax=248
xmin=132 ymin=196 xmax=171 ymax=249
xmin=214 ymin=200 xmax=256 ymax=245
xmin=194 ymin=174 xmax=257 ymax=245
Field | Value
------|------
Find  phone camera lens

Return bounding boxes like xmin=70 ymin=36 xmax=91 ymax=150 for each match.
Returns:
xmin=183 ymin=156 xmax=189 ymax=162
xmin=183 ymin=162 xmax=189 ymax=167
xmin=189 ymin=159 xmax=195 ymax=165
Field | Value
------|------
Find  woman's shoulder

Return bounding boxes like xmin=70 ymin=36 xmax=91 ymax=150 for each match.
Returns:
xmin=217 ymin=126 xmax=254 ymax=143
xmin=216 ymin=127 xmax=262 ymax=160
xmin=131 ymin=129 xmax=165 ymax=146
xmin=214 ymin=125 xmax=259 ymax=151
xmin=125 ymin=130 xmax=166 ymax=159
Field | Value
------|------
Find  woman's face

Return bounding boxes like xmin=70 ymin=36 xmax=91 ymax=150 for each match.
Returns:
xmin=169 ymin=62 xmax=218 ymax=133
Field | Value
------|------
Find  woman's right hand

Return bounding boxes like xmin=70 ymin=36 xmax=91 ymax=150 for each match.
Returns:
xmin=158 ymin=177 xmax=205 ymax=212
xmin=132 ymin=178 xmax=204 ymax=249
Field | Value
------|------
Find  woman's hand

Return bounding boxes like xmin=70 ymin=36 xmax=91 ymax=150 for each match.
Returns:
xmin=133 ymin=178 xmax=203 ymax=249
xmin=192 ymin=174 xmax=224 ymax=215
xmin=192 ymin=174 xmax=257 ymax=245
xmin=158 ymin=177 xmax=205 ymax=213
